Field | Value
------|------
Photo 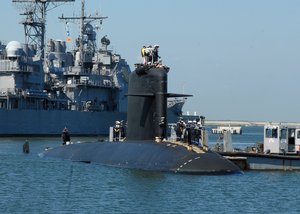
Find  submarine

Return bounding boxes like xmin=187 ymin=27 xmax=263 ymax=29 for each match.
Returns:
xmin=41 ymin=60 xmax=240 ymax=175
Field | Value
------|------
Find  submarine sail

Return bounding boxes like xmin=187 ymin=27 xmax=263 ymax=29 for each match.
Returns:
xmin=126 ymin=65 xmax=169 ymax=141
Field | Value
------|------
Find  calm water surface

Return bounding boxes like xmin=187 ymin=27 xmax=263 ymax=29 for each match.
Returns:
xmin=1 ymin=128 xmax=300 ymax=213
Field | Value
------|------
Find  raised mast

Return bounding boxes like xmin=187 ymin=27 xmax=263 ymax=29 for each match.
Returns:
xmin=59 ymin=0 xmax=108 ymax=67
xmin=12 ymin=0 xmax=75 ymax=59
xmin=80 ymin=0 xmax=84 ymax=65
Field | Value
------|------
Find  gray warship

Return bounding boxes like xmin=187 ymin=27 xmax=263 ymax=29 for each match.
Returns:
xmin=0 ymin=0 xmax=183 ymax=136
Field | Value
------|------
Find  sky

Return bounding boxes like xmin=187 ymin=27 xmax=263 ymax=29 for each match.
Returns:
xmin=1 ymin=0 xmax=300 ymax=122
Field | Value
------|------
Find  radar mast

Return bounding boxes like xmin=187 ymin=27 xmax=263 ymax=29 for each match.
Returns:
xmin=12 ymin=0 xmax=75 ymax=59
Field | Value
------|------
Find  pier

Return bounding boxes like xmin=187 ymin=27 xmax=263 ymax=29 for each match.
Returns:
xmin=205 ymin=120 xmax=300 ymax=127
xmin=211 ymin=126 xmax=242 ymax=135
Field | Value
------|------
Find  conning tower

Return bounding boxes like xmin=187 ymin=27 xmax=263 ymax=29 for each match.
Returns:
xmin=127 ymin=65 xmax=169 ymax=141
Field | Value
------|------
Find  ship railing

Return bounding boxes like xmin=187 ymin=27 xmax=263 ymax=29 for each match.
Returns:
xmin=0 ymin=88 xmax=18 ymax=97
xmin=67 ymin=78 xmax=117 ymax=88
xmin=0 ymin=60 xmax=30 ymax=72
xmin=0 ymin=60 xmax=20 ymax=72
xmin=24 ymin=89 xmax=48 ymax=98
xmin=65 ymin=66 xmax=116 ymax=77
xmin=64 ymin=67 xmax=93 ymax=75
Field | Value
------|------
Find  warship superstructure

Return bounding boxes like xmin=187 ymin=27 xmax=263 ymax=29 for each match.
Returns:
xmin=0 ymin=0 xmax=183 ymax=136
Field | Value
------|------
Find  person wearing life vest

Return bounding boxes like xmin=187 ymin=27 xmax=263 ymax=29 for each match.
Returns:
xmin=141 ymin=46 xmax=146 ymax=64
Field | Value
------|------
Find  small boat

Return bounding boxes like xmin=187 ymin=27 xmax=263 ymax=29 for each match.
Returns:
xmin=215 ymin=124 xmax=300 ymax=171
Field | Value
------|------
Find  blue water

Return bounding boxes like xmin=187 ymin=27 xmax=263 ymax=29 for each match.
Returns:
xmin=1 ymin=128 xmax=300 ymax=213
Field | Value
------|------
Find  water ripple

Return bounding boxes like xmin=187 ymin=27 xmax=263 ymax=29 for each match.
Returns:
xmin=1 ymin=136 xmax=300 ymax=213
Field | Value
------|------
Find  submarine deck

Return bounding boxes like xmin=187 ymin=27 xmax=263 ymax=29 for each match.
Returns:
xmin=41 ymin=140 xmax=241 ymax=175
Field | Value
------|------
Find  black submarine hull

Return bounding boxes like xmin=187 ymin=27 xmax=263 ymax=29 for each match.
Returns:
xmin=42 ymin=141 xmax=240 ymax=175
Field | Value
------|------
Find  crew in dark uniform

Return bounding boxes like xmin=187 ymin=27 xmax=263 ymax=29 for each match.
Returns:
xmin=184 ymin=122 xmax=192 ymax=146
xmin=61 ymin=127 xmax=71 ymax=145
xmin=193 ymin=122 xmax=202 ymax=146
xmin=113 ymin=121 xmax=121 ymax=141
xmin=175 ymin=118 xmax=186 ymax=141
xmin=152 ymin=45 xmax=160 ymax=64
xmin=120 ymin=121 xmax=126 ymax=140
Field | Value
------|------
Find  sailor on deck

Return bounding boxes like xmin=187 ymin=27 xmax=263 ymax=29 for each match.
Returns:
xmin=113 ymin=121 xmax=121 ymax=141
xmin=175 ymin=118 xmax=186 ymax=141
xmin=62 ymin=127 xmax=71 ymax=145
xmin=184 ymin=121 xmax=193 ymax=146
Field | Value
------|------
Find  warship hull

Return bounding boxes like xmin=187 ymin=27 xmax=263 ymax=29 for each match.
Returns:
xmin=0 ymin=105 xmax=181 ymax=136
xmin=0 ymin=109 xmax=126 ymax=136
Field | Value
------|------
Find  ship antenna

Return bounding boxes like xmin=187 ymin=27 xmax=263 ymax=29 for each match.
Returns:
xmin=79 ymin=0 xmax=85 ymax=66
xmin=12 ymin=0 xmax=75 ymax=60
xmin=58 ymin=0 xmax=108 ymax=68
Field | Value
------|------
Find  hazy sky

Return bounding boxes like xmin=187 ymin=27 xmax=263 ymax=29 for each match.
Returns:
xmin=1 ymin=0 xmax=300 ymax=122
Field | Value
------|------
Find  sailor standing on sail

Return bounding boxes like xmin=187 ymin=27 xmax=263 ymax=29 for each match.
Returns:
xmin=145 ymin=45 xmax=153 ymax=64
xmin=141 ymin=46 xmax=146 ymax=64
xmin=152 ymin=45 xmax=160 ymax=64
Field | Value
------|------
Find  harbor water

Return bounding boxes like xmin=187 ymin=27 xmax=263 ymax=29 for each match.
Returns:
xmin=1 ymin=128 xmax=300 ymax=213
